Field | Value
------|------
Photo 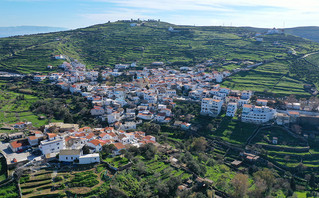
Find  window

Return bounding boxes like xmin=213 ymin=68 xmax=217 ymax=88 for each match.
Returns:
xmin=71 ymin=157 xmax=73 ymax=160
xmin=66 ymin=157 xmax=68 ymax=159
xmin=57 ymin=143 xmax=60 ymax=145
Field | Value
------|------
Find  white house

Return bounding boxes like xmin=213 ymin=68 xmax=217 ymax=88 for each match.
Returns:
xmin=160 ymin=108 xmax=172 ymax=117
xmin=107 ymin=112 xmax=121 ymax=124
xmin=276 ymin=113 xmax=290 ymax=125
xmin=9 ymin=140 xmax=27 ymax=153
xmin=154 ymin=113 xmax=166 ymax=123
xmin=90 ymin=106 xmax=105 ymax=116
xmin=39 ymin=136 xmax=65 ymax=155
xmin=137 ymin=111 xmax=154 ymax=120
xmin=59 ymin=149 xmax=82 ymax=162
xmin=14 ymin=122 xmax=26 ymax=129
xmin=87 ymin=139 xmax=107 ymax=152
xmin=79 ymin=153 xmax=100 ymax=164
xmin=257 ymin=99 xmax=268 ymax=106
xmin=286 ymin=103 xmax=301 ymax=110
xmin=28 ymin=136 xmax=39 ymax=146
xmin=112 ymin=143 xmax=126 ymax=156
xmin=219 ymin=88 xmax=230 ymax=95
xmin=115 ymin=64 xmax=130 ymax=70
xmin=120 ymin=122 xmax=136 ymax=130
xmin=55 ymin=54 xmax=66 ymax=60
xmin=241 ymin=91 xmax=253 ymax=99
xmin=238 ymin=99 xmax=249 ymax=107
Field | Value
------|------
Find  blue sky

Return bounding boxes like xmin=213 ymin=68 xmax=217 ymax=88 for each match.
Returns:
xmin=1 ymin=0 xmax=319 ymax=29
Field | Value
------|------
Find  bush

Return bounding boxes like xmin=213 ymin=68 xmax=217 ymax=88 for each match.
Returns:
xmin=53 ymin=176 xmax=63 ymax=182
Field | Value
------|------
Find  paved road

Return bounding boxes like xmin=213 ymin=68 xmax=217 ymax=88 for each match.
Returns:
xmin=0 ymin=141 xmax=38 ymax=164
xmin=302 ymin=51 xmax=319 ymax=59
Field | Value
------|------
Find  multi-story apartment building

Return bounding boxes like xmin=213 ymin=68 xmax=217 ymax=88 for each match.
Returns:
xmin=39 ymin=136 xmax=65 ymax=155
xmin=241 ymin=104 xmax=276 ymax=124
xmin=200 ymin=98 xmax=223 ymax=117
xmin=226 ymin=102 xmax=237 ymax=117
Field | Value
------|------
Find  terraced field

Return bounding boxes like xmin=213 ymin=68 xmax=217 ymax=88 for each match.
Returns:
xmin=20 ymin=167 xmax=105 ymax=198
xmin=222 ymin=61 xmax=311 ymax=97
xmin=145 ymin=158 xmax=191 ymax=181
xmin=305 ymin=52 xmax=319 ymax=66
xmin=209 ymin=115 xmax=258 ymax=145
xmin=251 ymin=127 xmax=319 ymax=169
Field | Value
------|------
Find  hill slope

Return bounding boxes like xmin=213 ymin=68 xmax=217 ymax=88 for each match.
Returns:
xmin=0 ymin=21 xmax=317 ymax=71
xmin=0 ymin=26 xmax=68 ymax=38
xmin=0 ymin=21 xmax=319 ymax=96
xmin=244 ymin=26 xmax=319 ymax=43
xmin=285 ymin=26 xmax=319 ymax=43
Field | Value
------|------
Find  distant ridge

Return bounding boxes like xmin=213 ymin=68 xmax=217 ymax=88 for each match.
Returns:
xmin=0 ymin=26 xmax=68 ymax=38
xmin=243 ymin=26 xmax=319 ymax=43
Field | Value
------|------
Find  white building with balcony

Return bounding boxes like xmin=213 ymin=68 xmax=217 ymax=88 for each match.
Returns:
xmin=200 ymin=98 xmax=223 ymax=117
xmin=39 ymin=136 xmax=65 ymax=155
xmin=241 ymin=104 xmax=276 ymax=124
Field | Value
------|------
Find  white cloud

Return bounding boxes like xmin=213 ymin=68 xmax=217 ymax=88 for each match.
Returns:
xmin=94 ymin=0 xmax=319 ymax=12
xmin=81 ymin=0 xmax=319 ymax=28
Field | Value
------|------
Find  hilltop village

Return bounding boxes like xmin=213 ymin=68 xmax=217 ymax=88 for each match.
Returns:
xmin=0 ymin=55 xmax=311 ymax=165
xmin=37 ymin=57 xmax=319 ymax=129
xmin=2 ymin=22 xmax=319 ymax=197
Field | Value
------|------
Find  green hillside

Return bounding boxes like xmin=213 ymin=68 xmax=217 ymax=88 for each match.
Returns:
xmin=1 ymin=21 xmax=319 ymax=95
xmin=0 ymin=21 xmax=317 ymax=71
xmin=244 ymin=26 xmax=319 ymax=43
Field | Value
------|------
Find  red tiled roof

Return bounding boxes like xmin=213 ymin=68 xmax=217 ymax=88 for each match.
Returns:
xmin=28 ymin=136 xmax=38 ymax=141
xmin=88 ymin=139 xmax=106 ymax=146
xmin=108 ymin=132 xmax=117 ymax=137
xmin=74 ymin=133 xmax=85 ymax=137
xmin=47 ymin=133 xmax=57 ymax=139
xmin=113 ymin=142 xmax=125 ymax=150
xmin=86 ymin=133 xmax=95 ymax=139
xmin=99 ymin=133 xmax=107 ymax=138
xmin=10 ymin=141 xmax=22 ymax=149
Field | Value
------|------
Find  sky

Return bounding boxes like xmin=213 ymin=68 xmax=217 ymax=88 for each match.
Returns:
xmin=1 ymin=0 xmax=319 ymax=29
